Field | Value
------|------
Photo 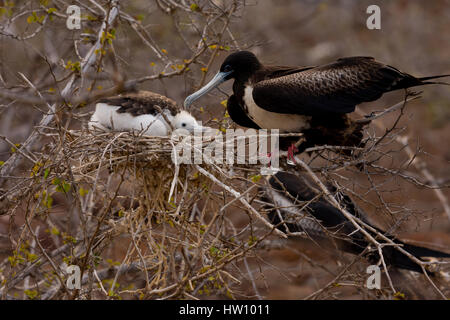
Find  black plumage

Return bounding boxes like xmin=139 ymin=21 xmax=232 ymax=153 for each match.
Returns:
xmin=185 ymin=51 xmax=449 ymax=154
xmin=261 ymin=171 xmax=450 ymax=274
xmin=98 ymin=91 xmax=179 ymax=117
xmin=248 ymin=56 xmax=434 ymax=115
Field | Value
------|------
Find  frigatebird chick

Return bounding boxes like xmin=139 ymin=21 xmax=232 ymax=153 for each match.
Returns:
xmin=185 ymin=51 xmax=449 ymax=161
xmin=260 ymin=171 xmax=450 ymax=274
xmin=89 ymin=91 xmax=205 ymax=136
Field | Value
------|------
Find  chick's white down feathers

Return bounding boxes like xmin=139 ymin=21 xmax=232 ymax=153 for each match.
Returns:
xmin=89 ymin=103 xmax=205 ymax=136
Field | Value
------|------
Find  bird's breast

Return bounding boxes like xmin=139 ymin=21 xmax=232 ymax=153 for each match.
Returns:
xmin=243 ymin=86 xmax=311 ymax=133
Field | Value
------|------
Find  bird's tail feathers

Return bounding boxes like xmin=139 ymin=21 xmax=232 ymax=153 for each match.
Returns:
xmin=403 ymin=243 xmax=450 ymax=259
xmin=392 ymin=74 xmax=450 ymax=90
xmin=418 ymin=74 xmax=450 ymax=86
xmin=380 ymin=242 xmax=450 ymax=275
xmin=419 ymin=74 xmax=450 ymax=81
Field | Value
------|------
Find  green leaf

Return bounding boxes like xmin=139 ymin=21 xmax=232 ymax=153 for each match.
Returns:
xmin=55 ymin=181 xmax=70 ymax=193
xmin=250 ymin=174 xmax=262 ymax=183
xmin=27 ymin=253 xmax=38 ymax=262
xmin=44 ymin=195 xmax=53 ymax=208
xmin=62 ymin=182 xmax=71 ymax=193
xmin=24 ymin=289 xmax=39 ymax=300
xmin=209 ymin=246 xmax=219 ymax=256
xmin=190 ymin=3 xmax=200 ymax=12
xmin=79 ymin=187 xmax=89 ymax=197
xmin=50 ymin=227 xmax=59 ymax=235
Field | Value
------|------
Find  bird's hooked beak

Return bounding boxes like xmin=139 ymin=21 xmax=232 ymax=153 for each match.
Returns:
xmin=184 ymin=70 xmax=233 ymax=108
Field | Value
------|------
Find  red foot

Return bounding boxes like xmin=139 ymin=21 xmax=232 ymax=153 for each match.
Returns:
xmin=287 ymin=144 xmax=299 ymax=164
xmin=266 ymin=152 xmax=272 ymax=167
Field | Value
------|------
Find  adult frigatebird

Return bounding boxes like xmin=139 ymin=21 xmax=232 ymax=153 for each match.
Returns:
xmin=261 ymin=171 xmax=450 ymax=274
xmin=184 ymin=51 xmax=449 ymax=160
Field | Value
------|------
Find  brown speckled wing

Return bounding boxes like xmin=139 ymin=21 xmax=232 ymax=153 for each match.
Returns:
xmin=98 ymin=91 xmax=179 ymax=117
xmin=253 ymin=57 xmax=417 ymax=116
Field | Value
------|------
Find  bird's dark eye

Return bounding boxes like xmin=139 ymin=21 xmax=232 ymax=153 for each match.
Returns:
xmin=182 ymin=123 xmax=186 ymax=127
xmin=223 ymin=64 xmax=232 ymax=72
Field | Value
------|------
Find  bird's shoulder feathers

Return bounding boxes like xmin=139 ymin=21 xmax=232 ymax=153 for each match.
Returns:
xmin=98 ymin=91 xmax=179 ymax=117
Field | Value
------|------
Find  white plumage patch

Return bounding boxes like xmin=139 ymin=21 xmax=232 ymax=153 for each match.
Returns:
xmin=243 ymin=86 xmax=311 ymax=132
xmin=265 ymin=187 xmax=324 ymax=236
xmin=88 ymin=104 xmax=208 ymax=137
xmin=89 ymin=103 xmax=172 ymax=136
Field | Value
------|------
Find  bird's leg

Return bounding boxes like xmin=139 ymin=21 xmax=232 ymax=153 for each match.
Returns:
xmin=286 ymin=135 xmax=306 ymax=165
xmin=286 ymin=143 xmax=299 ymax=165
xmin=266 ymin=151 xmax=272 ymax=167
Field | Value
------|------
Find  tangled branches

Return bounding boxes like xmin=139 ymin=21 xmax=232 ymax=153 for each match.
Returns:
xmin=1 ymin=93 xmax=449 ymax=300
xmin=0 ymin=0 xmax=449 ymax=300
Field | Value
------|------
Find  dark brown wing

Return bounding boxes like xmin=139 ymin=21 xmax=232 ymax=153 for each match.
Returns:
xmin=98 ymin=91 xmax=179 ymax=116
xmin=257 ymin=65 xmax=316 ymax=80
xmin=268 ymin=172 xmax=369 ymax=232
xmin=252 ymin=57 xmax=421 ymax=116
xmin=264 ymin=172 xmax=450 ymax=273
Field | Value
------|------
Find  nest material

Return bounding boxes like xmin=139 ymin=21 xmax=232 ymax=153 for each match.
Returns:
xmin=26 ymin=128 xmax=284 ymax=299
xmin=3 ymin=111 xmax=448 ymax=299
xmin=68 ymin=130 xmax=182 ymax=174
xmin=63 ymin=128 xmax=304 ymax=176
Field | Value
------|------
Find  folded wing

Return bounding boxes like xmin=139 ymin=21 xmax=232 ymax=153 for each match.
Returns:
xmin=253 ymin=57 xmax=418 ymax=115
